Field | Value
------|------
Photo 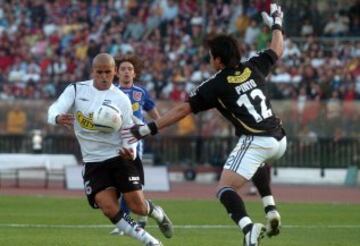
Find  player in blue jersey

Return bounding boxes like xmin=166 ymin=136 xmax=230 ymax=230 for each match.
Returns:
xmin=111 ymin=55 xmax=160 ymax=235
xmin=115 ymin=55 xmax=160 ymax=159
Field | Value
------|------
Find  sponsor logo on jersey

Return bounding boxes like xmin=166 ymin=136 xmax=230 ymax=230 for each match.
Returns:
xmin=226 ymin=67 xmax=252 ymax=84
xmin=132 ymin=91 xmax=142 ymax=101
xmin=132 ymin=102 xmax=140 ymax=111
xmin=76 ymin=111 xmax=96 ymax=130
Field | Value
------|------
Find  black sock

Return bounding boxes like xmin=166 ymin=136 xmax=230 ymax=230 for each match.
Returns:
xmin=110 ymin=209 xmax=124 ymax=224
xmin=252 ymin=163 xmax=272 ymax=197
xmin=265 ymin=205 xmax=277 ymax=214
xmin=110 ymin=209 xmax=138 ymax=228
xmin=217 ymin=187 xmax=252 ymax=234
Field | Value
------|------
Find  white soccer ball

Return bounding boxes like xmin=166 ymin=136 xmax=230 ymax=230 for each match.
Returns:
xmin=93 ymin=103 xmax=123 ymax=133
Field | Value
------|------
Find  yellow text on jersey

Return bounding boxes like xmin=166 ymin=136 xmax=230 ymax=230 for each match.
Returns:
xmin=76 ymin=111 xmax=96 ymax=130
xmin=226 ymin=67 xmax=252 ymax=84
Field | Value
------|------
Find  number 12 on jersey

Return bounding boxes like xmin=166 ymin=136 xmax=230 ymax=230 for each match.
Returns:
xmin=236 ymin=88 xmax=273 ymax=123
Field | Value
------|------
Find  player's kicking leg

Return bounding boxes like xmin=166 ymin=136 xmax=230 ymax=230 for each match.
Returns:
xmin=146 ymin=200 xmax=173 ymax=238
xmin=217 ymin=170 xmax=265 ymax=246
xmin=124 ymin=191 xmax=174 ymax=239
xmin=252 ymin=163 xmax=281 ymax=237
xmin=96 ymin=189 xmax=162 ymax=246
xmin=111 ymin=210 xmax=162 ymax=246
xmin=111 ymin=195 xmax=149 ymax=235
xmin=110 ymin=194 xmax=129 ymax=235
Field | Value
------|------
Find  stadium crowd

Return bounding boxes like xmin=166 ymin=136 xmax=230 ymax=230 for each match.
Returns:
xmin=0 ymin=0 xmax=359 ymax=103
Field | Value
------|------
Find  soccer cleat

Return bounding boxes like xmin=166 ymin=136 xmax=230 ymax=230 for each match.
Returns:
xmin=155 ymin=206 xmax=174 ymax=238
xmin=243 ymin=223 xmax=266 ymax=246
xmin=110 ymin=227 xmax=125 ymax=236
xmin=266 ymin=210 xmax=281 ymax=237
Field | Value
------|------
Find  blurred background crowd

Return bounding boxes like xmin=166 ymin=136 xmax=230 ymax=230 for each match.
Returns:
xmin=0 ymin=0 xmax=359 ymax=101
xmin=0 ymin=0 xmax=360 ymax=138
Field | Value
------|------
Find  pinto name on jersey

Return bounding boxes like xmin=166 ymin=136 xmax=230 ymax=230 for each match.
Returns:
xmin=235 ymin=79 xmax=257 ymax=94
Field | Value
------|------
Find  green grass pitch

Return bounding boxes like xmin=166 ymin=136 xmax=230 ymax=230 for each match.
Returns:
xmin=0 ymin=195 xmax=359 ymax=246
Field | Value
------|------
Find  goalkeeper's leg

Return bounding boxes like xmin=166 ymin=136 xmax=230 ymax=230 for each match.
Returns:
xmin=217 ymin=170 xmax=265 ymax=246
xmin=252 ymin=163 xmax=281 ymax=237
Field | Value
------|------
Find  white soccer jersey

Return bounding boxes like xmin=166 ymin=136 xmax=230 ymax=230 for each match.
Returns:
xmin=48 ymin=80 xmax=136 ymax=163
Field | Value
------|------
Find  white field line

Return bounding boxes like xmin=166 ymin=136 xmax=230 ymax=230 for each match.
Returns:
xmin=0 ymin=224 xmax=359 ymax=229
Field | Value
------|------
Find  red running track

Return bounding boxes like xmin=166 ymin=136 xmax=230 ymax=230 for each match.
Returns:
xmin=1 ymin=181 xmax=359 ymax=204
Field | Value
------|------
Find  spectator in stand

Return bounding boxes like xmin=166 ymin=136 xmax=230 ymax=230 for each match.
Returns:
xmin=244 ymin=19 xmax=260 ymax=45
xmin=6 ymin=104 xmax=27 ymax=134
xmin=349 ymin=0 xmax=360 ymax=35
xmin=300 ymin=19 xmax=314 ymax=37
xmin=167 ymin=74 xmax=188 ymax=102
xmin=323 ymin=13 xmax=350 ymax=37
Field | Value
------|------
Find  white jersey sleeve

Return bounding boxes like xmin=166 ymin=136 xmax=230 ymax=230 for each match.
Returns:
xmin=48 ymin=84 xmax=75 ymax=125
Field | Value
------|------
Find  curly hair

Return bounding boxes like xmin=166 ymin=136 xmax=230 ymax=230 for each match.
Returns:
xmin=114 ymin=54 xmax=143 ymax=77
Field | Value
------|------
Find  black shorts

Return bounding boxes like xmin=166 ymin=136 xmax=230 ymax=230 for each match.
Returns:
xmin=83 ymin=156 xmax=144 ymax=208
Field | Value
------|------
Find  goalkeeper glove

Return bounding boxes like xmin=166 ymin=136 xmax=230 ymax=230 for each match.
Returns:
xmin=122 ymin=122 xmax=158 ymax=144
xmin=261 ymin=3 xmax=284 ymax=32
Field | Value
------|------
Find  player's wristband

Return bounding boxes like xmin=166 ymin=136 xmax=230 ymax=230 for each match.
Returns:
xmin=148 ymin=122 xmax=158 ymax=135
xmin=271 ymin=24 xmax=283 ymax=32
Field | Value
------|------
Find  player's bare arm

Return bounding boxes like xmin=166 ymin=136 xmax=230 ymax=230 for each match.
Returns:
xmin=155 ymin=102 xmax=191 ymax=130
xmin=147 ymin=108 xmax=161 ymax=121
xmin=122 ymin=102 xmax=192 ymax=143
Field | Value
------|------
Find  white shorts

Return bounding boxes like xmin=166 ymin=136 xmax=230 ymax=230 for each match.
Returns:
xmin=224 ymin=135 xmax=287 ymax=180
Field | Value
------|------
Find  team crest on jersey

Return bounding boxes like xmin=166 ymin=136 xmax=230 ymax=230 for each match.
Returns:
xmin=76 ymin=111 xmax=96 ymax=130
xmin=132 ymin=91 xmax=142 ymax=101
xmin=227 ymin=67 xmax=252 ymax=84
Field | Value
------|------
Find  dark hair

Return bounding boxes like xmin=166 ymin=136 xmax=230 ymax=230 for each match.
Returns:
xmin=206 ymin=34 xmax=241 ymax=68
xmin=114 ymin=55 xmax=143 ymax=77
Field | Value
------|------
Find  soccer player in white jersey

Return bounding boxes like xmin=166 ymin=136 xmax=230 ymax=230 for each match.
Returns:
xmin=48 ymin=53 xmax=173 ymax=246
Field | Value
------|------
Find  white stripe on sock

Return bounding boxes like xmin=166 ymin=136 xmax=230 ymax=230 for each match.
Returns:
xmin=262 ymin=195 xmax=275 ymax=207
xmin=238 ymin=217 xmax=252 ymax=230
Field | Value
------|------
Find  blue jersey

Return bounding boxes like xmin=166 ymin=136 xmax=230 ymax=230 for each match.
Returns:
xmin=116 ymin=84 xmax=156 ymax=159
xmin=117 ymin=84 xmax=156 ymax=122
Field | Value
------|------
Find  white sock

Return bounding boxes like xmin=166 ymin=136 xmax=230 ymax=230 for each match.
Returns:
xmin=137 ymin=215 xmax=148 ymax=223
xmin=147 ymin=201 xmax=164 ymax=222
xmin=239 ymin=216 xmax=252 ymax=231
xmin=262 ymin=195 xmax=276 ymax=209
xmin=115 ymin=216 xmax=157 ymax=244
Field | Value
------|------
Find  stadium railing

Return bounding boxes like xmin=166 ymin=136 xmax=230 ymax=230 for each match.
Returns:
xmin=1 ymin=134 xmax=359 ymax=170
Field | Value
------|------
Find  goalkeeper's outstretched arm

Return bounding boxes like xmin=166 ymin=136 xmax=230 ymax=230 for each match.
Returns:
xmin=261 ymin=3 xmax=284 ymax=58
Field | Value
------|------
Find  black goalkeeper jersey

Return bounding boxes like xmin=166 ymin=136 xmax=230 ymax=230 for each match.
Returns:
xmin=188 ymin=49 xmax=285 ymax=139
